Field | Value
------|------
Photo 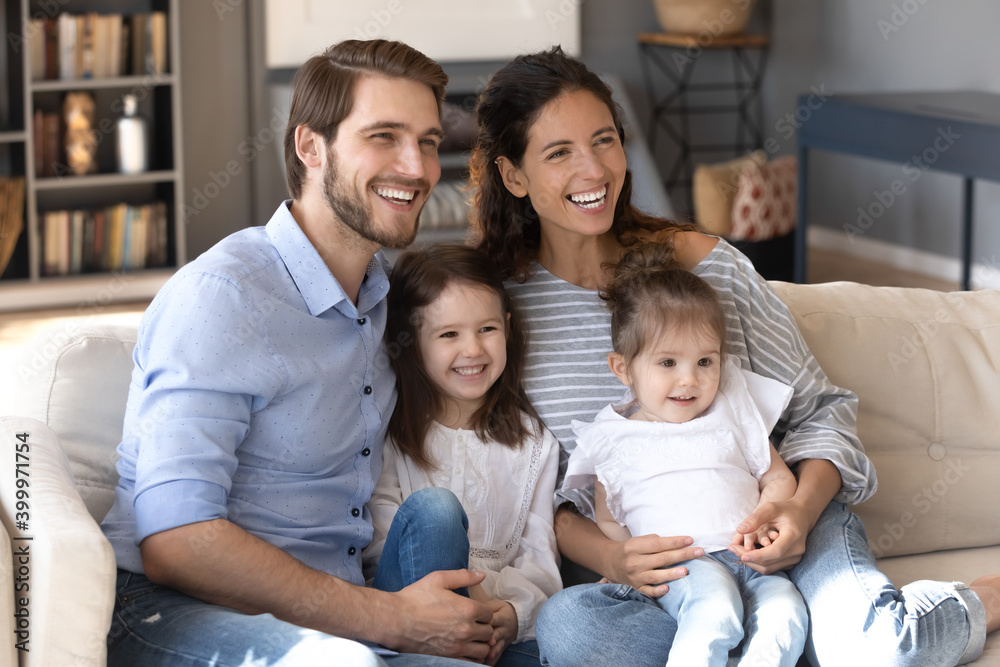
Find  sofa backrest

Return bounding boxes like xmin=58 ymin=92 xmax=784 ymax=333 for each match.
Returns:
xmin=11 ymin=280 xmax=1000 ymax=559
xmin=10 ymin=323 xmax=136 ymax=522
xmin=771 ymin=280 xmax=1000 ymax=558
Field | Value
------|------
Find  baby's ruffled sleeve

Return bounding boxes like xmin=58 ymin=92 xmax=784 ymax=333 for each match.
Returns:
xmin=562 ymin=422 xmax=625 ymax=525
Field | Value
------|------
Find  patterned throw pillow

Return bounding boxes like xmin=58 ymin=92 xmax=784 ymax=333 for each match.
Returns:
xmin=730 ymin=155 xmax=798 ymax=241
xmin=692 ymin=150 xmax=766 ymax=237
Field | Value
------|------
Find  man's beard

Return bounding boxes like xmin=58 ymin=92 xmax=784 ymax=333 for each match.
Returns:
xmin=322 ymin=148 xmax=425 ymax=250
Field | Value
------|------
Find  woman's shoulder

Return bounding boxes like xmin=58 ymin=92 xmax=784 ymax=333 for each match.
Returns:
xmin=672 ymin=230 xmax=721 ymax=270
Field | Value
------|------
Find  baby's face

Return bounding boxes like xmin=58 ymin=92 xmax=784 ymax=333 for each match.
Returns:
xmin=626 ymin=326 xmax=722 ymax=424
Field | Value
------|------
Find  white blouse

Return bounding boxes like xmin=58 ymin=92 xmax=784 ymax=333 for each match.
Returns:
xmin=364 ymin=415 xmax=562 ymax=643
xmin=563 ymin=360 xmax=793 ymax=553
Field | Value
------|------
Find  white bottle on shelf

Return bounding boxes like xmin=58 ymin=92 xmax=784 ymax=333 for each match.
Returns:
xmin=116 ymin=94 xmax=148 ymax=174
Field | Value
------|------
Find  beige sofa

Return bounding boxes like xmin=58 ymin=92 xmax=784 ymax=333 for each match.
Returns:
xmin=1 ymin=279 xmax=999 ymax=665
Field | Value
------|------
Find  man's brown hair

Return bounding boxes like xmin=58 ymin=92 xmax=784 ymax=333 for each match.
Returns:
xmin=283 ymin=39 xmax=448 ymax=199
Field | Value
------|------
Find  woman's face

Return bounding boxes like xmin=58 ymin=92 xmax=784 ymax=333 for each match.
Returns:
xmin=501 ymin=88 xmax=627 ymax=245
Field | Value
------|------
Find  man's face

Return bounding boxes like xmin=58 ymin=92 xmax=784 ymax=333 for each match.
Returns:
xmin=323 ymin=74 xmax=444 ymax=249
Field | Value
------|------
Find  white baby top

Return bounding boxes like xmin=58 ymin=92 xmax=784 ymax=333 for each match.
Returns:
xmin=365 ymin=414 xmax=562 ymax=643
xmin=563 ymin=359 xmax=793 ymax=553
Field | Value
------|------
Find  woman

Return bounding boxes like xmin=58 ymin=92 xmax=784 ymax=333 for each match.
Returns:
xmin=468 ymin=46 xmax=999 ymax=666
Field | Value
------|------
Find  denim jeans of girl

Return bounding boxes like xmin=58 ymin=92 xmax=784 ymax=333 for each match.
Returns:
xmin=373 ymin=487 xmax=543 ymax=667
xmin=536 ymin=502 xmax=987 ymax=667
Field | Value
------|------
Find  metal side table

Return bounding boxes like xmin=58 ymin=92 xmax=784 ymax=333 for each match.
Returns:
xmin=638 ymin=31 xmax=769 ymax=213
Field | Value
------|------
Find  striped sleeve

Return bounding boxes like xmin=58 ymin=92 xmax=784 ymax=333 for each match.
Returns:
xmin=506 ymin=271 xmax=624 ymax=518
xmin=693 ymin=240 xmax=877 ymax=504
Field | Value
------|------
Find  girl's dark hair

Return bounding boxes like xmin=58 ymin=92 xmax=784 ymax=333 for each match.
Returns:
xmin=469 ymin=46 xmax=697 ymax=282
xmin=385 ymin=243 xmax=542 ymax=470
xmin=602 ymin=243 xmax=727 ymax=365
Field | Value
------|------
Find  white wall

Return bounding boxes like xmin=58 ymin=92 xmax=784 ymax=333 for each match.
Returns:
xmin=767 ymin=0 xmax=1000 ymax=282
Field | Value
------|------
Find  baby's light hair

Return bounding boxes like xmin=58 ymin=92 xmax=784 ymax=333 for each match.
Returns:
xmin=601 ymin=243 xmax=727 ymax=365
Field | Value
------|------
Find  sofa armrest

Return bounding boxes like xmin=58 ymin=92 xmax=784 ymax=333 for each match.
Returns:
xmin=0 ymin=416 xmax=116 ymax=667
xmin=0 ymin=516 xmax=17 ymax=665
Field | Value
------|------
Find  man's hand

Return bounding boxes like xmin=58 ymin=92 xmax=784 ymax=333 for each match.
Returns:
xmin=606 ymin=534 xmax=704 ymax=598
xmin=483 ymin=599 xmax=518 ymax=666
xmin=390 ymin=569 xmax=495 ymax=660
xmin=729 ymin=500 xmax=810 ymax=574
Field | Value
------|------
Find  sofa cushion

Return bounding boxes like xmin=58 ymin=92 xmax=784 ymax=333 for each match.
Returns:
xmin=771 ymin=281 xmax=1000 ymax=558
xmin=0 ymin=417 xmax=116 ymax=667
xmin=10 ymin=324 xmax=137 ymax=522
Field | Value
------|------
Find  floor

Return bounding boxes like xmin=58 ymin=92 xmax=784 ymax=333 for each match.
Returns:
xmin=0 ymin=247 xmax=958 ymax=355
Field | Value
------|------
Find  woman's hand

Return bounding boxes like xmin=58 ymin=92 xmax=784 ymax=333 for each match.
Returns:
xmin=728 ymin=499 xmax=810 ymax=574
xmin=730 ymin=459 xmax=844 ymax=574
xmin=606 ymin=534 xmax=705 ymax=598
xmin=483 ymin=600 xmax=518 ymax=666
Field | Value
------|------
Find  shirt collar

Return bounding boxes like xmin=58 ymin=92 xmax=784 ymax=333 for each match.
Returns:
xmin=265 ymin=200 xmax=390 ymax=317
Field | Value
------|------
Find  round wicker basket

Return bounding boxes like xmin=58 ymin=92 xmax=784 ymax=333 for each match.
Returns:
xmin=652 ymin=0 xmax=758 ymax=36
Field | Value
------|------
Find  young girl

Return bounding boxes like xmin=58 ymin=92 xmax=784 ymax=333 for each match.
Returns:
xmin=562 ymin=243 xmax=807 ymax=666
xmin=364 ymin=243 xmax=562 ymax=667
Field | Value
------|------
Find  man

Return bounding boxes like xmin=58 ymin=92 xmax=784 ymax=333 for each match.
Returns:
xmin=101 ymin=40 xmax=495 ymax=666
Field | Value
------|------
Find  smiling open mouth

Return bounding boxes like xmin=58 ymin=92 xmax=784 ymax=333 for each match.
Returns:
xmin=567 ymin=185 xmax=607 ymax=210
xmin=454 ymin=365 xmax=484 ymax=376
xmin=374 ymin=186 xmax=416 ymax=205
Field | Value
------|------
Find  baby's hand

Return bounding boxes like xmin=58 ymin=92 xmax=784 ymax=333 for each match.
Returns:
xmin=732 ymin=526 xmax=781 ymax=551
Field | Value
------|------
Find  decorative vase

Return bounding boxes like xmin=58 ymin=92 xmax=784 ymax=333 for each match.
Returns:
xmin=116 ymin=94 xmax=149 ymax=175
xmin=652 ymin=0 xmax=758 ymax=36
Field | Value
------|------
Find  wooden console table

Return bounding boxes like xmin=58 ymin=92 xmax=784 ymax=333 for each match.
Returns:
xmin=795 ymin=91 xmax=1000 ymax=289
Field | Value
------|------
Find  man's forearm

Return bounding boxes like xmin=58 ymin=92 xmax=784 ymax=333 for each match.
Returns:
xmin=140 ymin=519 xmax=396 ymax=646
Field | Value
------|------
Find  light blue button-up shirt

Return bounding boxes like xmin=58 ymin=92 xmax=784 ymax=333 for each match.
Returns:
xmin=102 ymin=201 xmax=395 ymax=586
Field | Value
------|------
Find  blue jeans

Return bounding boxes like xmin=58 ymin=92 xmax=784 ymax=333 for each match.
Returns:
xmin=536 ymin=502 xmax=987 ymax=667
xmin=658 ymin=551 xmax=806 ymax=666
xmin=107 ymin=570 xmax=470 ymax=666
xmin=373 ymin=487 xmax=542 ymax=667
xmin=373 ymin=487 xmax=472 ymax=595
xmin=106 ymin=490 xmax=482 ymax=667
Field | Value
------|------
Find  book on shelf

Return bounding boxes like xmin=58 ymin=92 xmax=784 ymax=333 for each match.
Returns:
xmin=44 ymin=18 xmax=59 ymax=80
xmin=30 ymin=11 xmax=167 ymax=81
xmin=57 ymin=14 xmax=76 ymax=81
xmin=28 ymin=20 xmax=46 ymax=81
xmin=40 ymin=201 xmax=169 ymax=276
xmin=0 ymin=178 xmax=26 ymax=278
xmin=32 ymin=110 xmax=44 ymax=178
xmin=39 ymin=111 xmax=61 ymax=178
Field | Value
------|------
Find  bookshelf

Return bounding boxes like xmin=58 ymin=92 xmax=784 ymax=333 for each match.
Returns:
xmin=0 ymin=0 xmax=184 ymax=312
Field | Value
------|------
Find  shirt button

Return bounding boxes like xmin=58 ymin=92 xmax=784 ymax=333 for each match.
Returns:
xmin=348 ymin=546 xmax=356 ymax=556
xmin=364 ymin=386 xmax=372 ymax=395
xmin=351 ymin=508 xmax=360 ymax=517
xmin=357 ymin=318 xmax=366 ymax=325
xmin=361 ymin=448 xmax=371 ymax=457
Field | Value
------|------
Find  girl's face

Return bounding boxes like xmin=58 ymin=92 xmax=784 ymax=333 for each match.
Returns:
xmin=609 ymin=323 xmax=722 ymax=424
xmin=499 ymin=89 xmax=627 ymax=246
xmin=418 ymin=281 xmax=509 ymax=429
